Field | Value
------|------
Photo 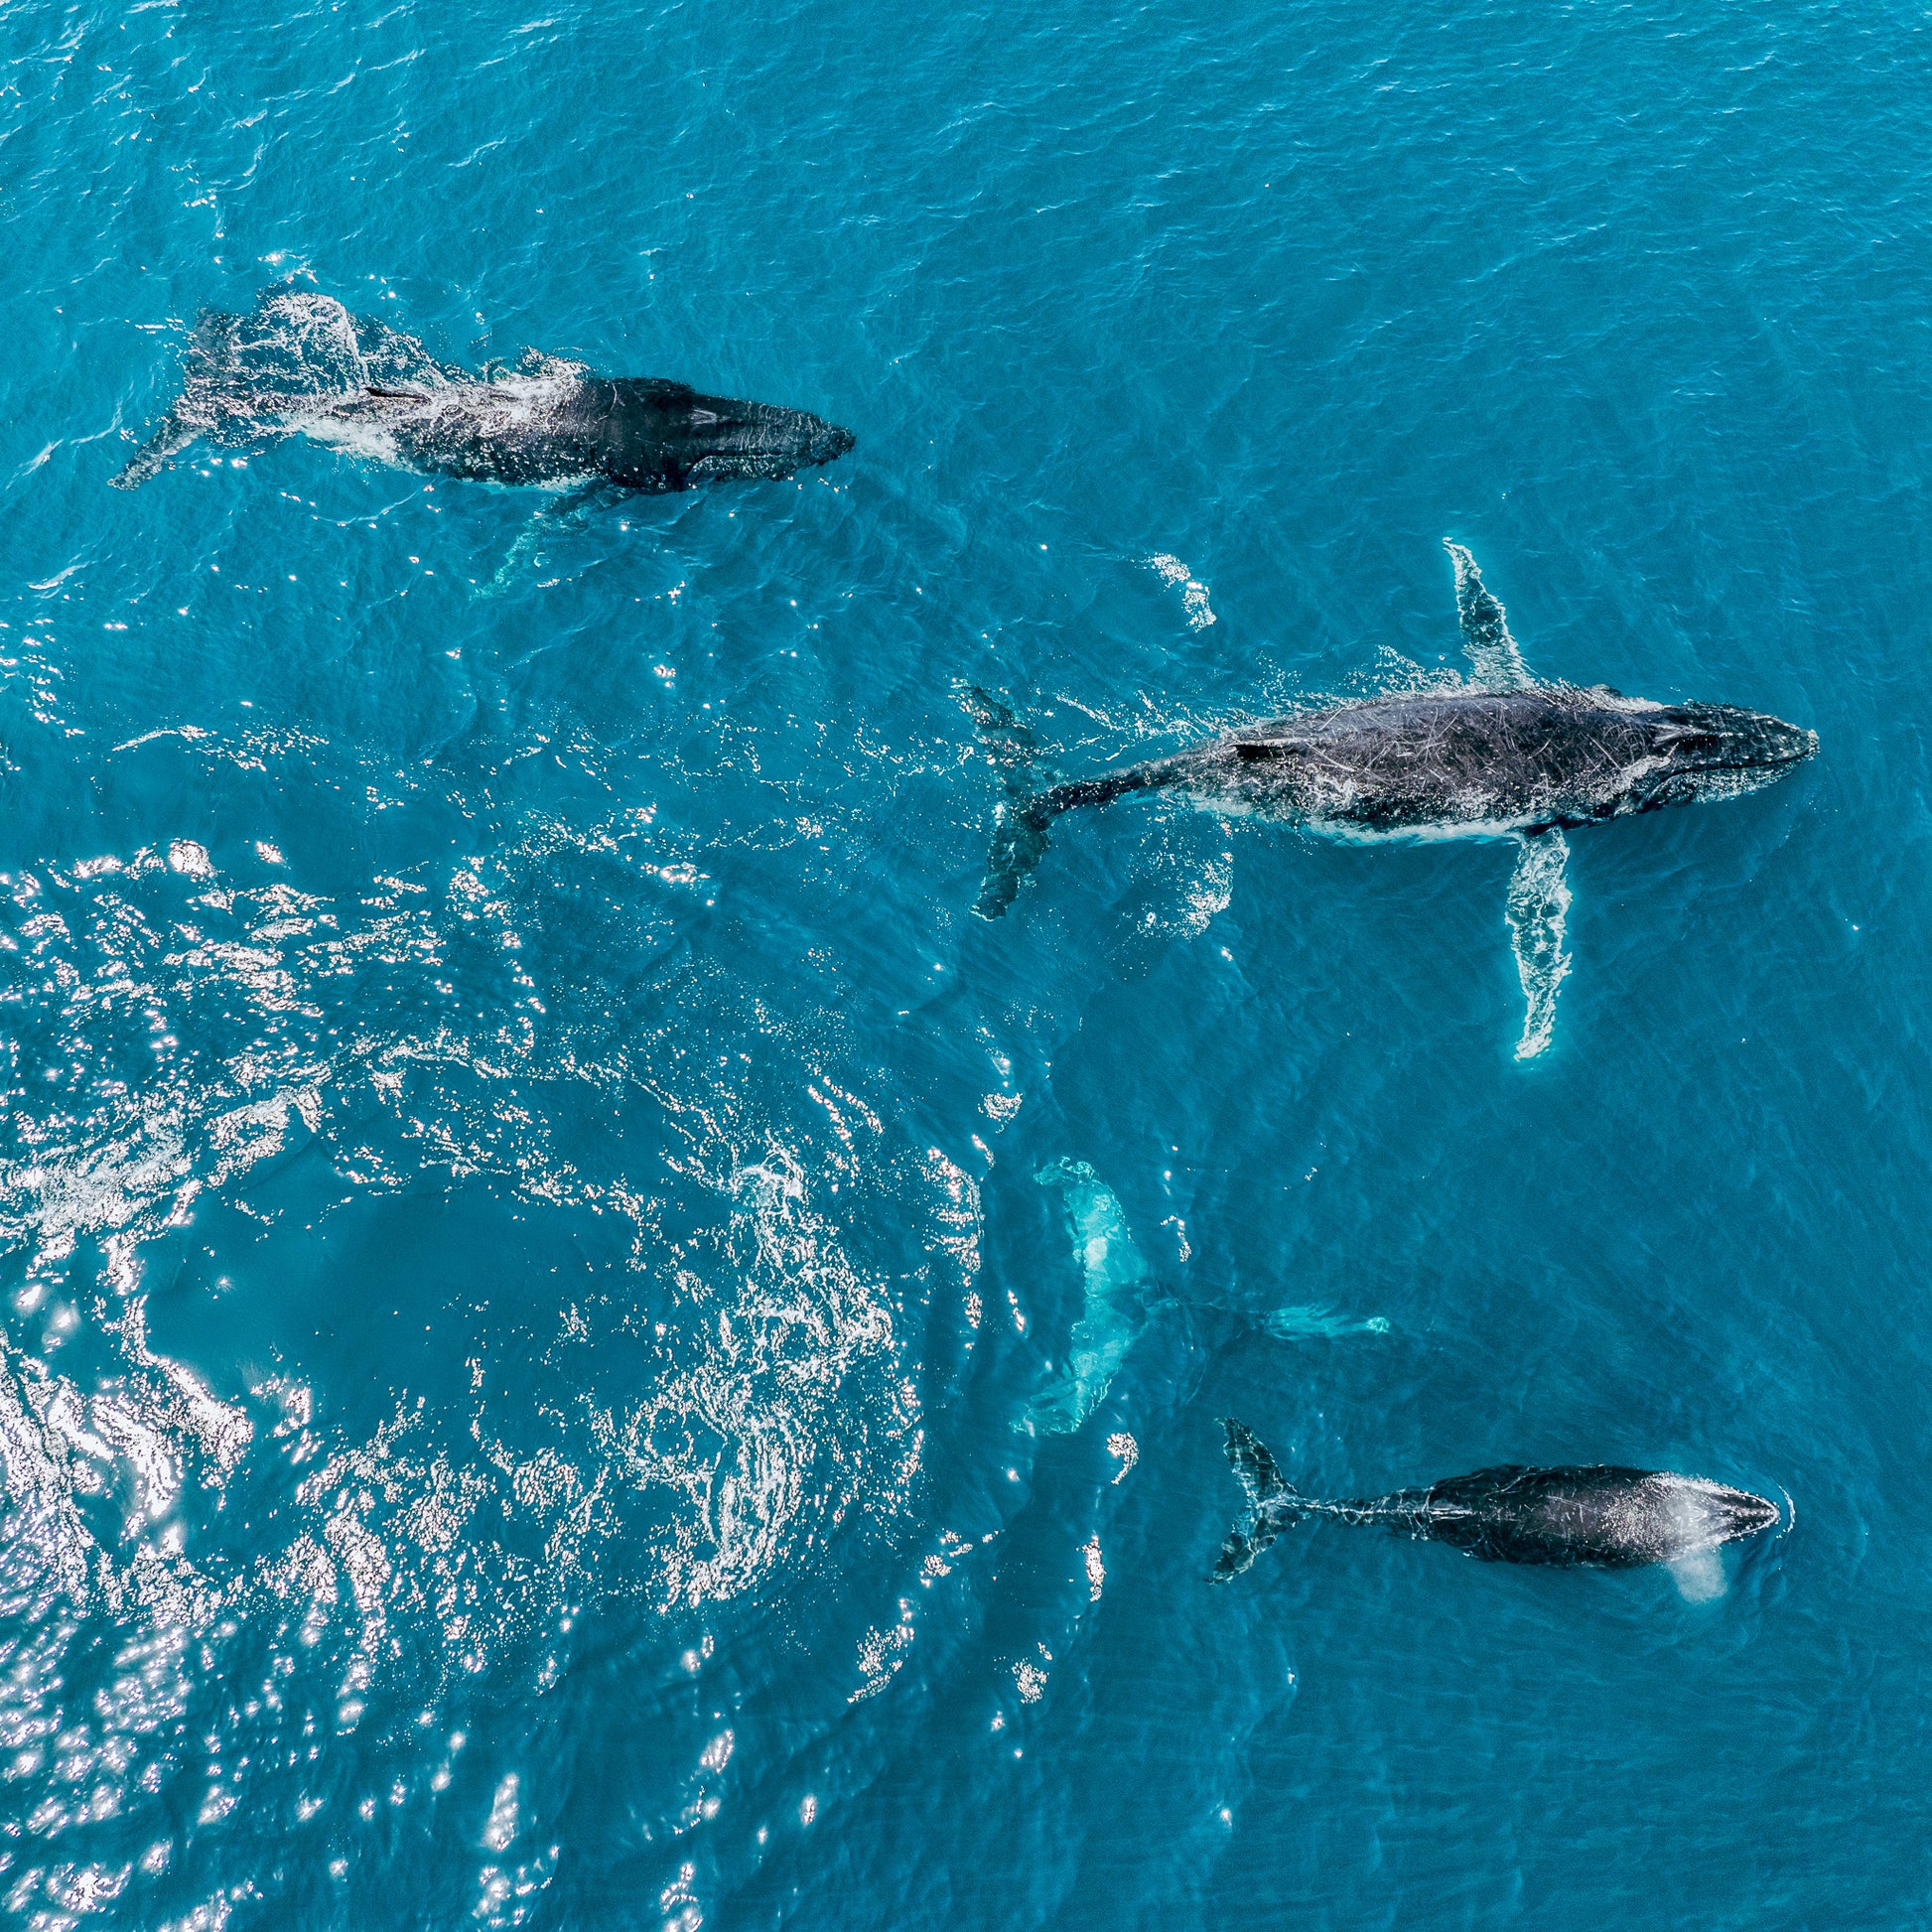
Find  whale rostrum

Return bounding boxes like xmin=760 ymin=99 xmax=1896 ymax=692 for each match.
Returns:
xmin=112 ymin=291 xmax=854 ymax=493
xmin=1210 ymin=1419 xmax=1781 ymax=1583
xmin=973 ymin=543 xmax=1816 ymax=1058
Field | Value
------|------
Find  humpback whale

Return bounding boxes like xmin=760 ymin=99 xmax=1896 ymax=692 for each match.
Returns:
xmin=973 ymin=543 xmax=1816 ymax=1056
xmin=111 ymin=291 xmax=854 ymax=492
xmin=1210 ymin=1420 xmax=1780 ymax=1587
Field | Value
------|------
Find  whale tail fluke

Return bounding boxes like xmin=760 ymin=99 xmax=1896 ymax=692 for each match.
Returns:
xmin=978 ymin=796 xmax=1057 ymax=920
xmin=969 ymin=689 xmax=1158 ymax=918
xmin=1211 ymin=1417 xmax=1302 ymax=1583
xmin=969 ymin=687 xmax=1055 ymax=919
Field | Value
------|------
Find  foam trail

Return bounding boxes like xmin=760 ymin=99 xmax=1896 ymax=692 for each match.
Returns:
xmin=1148 ymin=554 xmax=1216 ymax=629
xmin=113 ymin=290 xmax=461 ymax=486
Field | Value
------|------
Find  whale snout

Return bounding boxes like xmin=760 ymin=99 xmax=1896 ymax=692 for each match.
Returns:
xmin=802 ymin=415 xmax=856 ymax=467
xmin=1660 ymin=702 xmax=1817 ymax=771
xmin=726 ymin=403 xmax=855 ymax=477
xmin=1739 ymin=711 xmax=1819 ymax=769
xmin=1641 ymin=701 xmax=1817 ymax=808
xmin=1709 ymin=1482 xmax=1782 ymax=1545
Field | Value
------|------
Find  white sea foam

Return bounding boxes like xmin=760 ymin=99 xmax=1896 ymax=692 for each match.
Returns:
xmin=1147 ymin=554 xmax=1217 ymax=629
xmin=0 ymin=818 xmax=943 ymax=1719
xmin=1667 ymin=1548 xmax=1728 ymax=1602
xmin=128 ymin=288 xmax=595 ymax=489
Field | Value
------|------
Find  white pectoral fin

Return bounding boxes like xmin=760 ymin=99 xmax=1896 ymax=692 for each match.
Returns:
xmin=1445 ymin=541 xmax=1533 ymax=690
xmin=1505 ymin=829 xmax=1572 ymax=1061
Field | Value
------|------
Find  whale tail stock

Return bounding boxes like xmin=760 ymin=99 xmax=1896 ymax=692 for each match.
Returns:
xmin=967 ymin=688 xmax=1152 ymax=918
xmin=1211 ymin=1417 xmax=1305 ymax=1583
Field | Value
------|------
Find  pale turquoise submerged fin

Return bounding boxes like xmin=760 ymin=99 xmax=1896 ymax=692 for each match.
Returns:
xmin=476 ymin=482 xmax=607 ymax=599
xmin=1506 ymin=828 xmax=1571 ymax=1060
xmin=1260 ymin=1304 xmax=1390 ymax=1339
xmin=1446 ymin=541 xmax=1533 ymax=691
xmin=1030 ymin=1158 xmax=1152 ymax=1435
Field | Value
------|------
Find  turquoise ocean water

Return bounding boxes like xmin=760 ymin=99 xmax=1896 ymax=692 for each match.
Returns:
xmin=1 ymin=0 xmax=1928 ymax=1923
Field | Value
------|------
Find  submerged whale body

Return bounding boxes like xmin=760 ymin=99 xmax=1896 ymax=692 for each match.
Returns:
xmin=111 ymin=291 xmax=854 ymax=492
xmin=973 ymin=543 xmax=1816 ymax=1057
xmin=1210 ymin=1420 xmax=1781 ymax=1582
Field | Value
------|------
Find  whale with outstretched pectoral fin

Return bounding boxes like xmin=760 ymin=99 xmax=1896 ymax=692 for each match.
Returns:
xmin=112 ymin=290 xmax=854 ymax=493
xmin=972 ymin=543 xmax=1816 ymax=1058
xmin=1209 ymin=1420 xmax=1780 ymax=1596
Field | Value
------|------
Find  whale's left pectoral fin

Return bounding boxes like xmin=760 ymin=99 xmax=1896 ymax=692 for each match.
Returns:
xmin=476 ymin=481 xmax=612 ymax=600
xmin=1505 ymin=829 xmax=1572 ymax=1061
xmin=1446 ymin=541 xmax=1534 ymax=690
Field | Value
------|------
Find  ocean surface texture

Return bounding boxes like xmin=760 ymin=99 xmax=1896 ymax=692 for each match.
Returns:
xmin=0 ymin=1 xmax=1925 ymax=1925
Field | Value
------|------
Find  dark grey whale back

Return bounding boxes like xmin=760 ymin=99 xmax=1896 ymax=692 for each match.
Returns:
xmin=1210 ymin=1421 xmax=1780 ymax=1581
xmin=110 ymin=292 xmax=856 ymax=493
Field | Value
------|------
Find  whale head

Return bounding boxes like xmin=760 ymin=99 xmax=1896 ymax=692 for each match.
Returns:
xmin=1648 ymin=1474 xmax=1782 ymax=1559
xmin=1631 ymin=700 xmax=1818 ymax=809
xmin=598 ymin=380 xmax=854 ymax=489
xmin=685 ymin=398 xmax=855 ymax=479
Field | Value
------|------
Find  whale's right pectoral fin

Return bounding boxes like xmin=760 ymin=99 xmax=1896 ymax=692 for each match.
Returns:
xmin=109 ymin=411 xmax=197 ymax=489
xmin=1505 ymin=828 xmax=1572 ymax=1061
xmin=1446 ymin=541 xmax=1534 ymax=690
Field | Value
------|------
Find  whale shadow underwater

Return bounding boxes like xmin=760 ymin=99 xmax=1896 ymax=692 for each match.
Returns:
xmin=972 ymin=543 xmax=1817 ymax=1058
xmin=111 ymin=290 xmax=855 ymax=495
xmin=1211 ymin=1419 xmax=1781 ymax=1601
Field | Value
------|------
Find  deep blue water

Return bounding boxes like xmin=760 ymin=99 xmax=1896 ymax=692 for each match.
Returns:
xmin=1 ymin=0 xmax=1929 ymax=1924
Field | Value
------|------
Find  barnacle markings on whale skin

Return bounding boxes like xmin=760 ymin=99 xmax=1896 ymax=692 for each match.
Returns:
xmin=972 ymin=543 xmax=1818 ymax=1059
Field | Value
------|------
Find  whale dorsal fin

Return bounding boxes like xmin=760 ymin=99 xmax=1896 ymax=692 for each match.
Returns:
xmin=1446 ymin=542 xmax=1533 ymax=691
